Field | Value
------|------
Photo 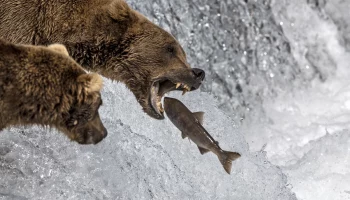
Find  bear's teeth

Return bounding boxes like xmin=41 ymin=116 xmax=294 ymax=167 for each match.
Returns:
xmin=182 ymin=88 xmax=188 ymax=95
xmin=151 ymin=82 xmax=161 ymax=115
xmin=184 ymin=85 xmax=190 ymax=90
xmin=156 ymin=101 xmax=164 ymax=112
xmin=176 ymin=83 xmax=181 ymax=89
xmin=181 ymin=85 xmax=191 ymax=95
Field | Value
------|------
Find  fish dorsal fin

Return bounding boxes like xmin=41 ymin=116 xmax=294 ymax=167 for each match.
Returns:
xmin=198 ymin=146 xmax=210 ymax=155
xmin=193 ymin=112 xmax=205 ymax=125
xmin=181 ymin=132 xmax=188 ymax=139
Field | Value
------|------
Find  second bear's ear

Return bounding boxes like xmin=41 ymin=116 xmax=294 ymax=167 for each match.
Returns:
xmin=77 ymin=73 xmax=103 ymax=93
xmin=107 ymin=0 xmax=136 ymax=22
xmin=47 ymin=44 xmax=69 ymax=56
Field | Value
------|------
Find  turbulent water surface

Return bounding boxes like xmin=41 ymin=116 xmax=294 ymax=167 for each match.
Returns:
xmin=1 ymin=0 xmax=350 ymax=199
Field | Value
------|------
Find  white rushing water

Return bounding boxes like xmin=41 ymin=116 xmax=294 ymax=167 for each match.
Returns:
xmin=1 ymin=0 xmax=350 ymax=199
xmin=243 ymin=64 xmax=350 ymax=199
xmin=131 ymin=0 xmax=350 ymax=198
xmin=242 ymin=0 xmax=350 ymax=199
xmin=0 ymin=81 xmax=296 ymax=199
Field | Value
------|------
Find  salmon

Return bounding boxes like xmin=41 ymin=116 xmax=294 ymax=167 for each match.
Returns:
xmin=164 ymin=97 xmax=241 ymax=174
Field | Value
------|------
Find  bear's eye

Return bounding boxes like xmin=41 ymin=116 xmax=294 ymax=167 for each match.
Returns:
xmin=166 ymin=45 xmax=176 ymax=54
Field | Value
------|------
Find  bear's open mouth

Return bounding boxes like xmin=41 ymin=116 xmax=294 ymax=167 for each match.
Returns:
xmin=150 ymin=79 xmax=196 ymax=119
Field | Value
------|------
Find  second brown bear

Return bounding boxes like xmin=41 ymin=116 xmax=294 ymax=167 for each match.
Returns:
xmin=0 ymin=40 xmax=107 ymax=144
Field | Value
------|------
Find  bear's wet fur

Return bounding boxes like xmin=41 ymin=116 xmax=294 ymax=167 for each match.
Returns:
xmin=0 ymin=0 xmax=205 ymax=119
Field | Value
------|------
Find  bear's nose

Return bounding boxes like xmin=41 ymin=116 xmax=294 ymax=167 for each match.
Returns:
xmin=192 ymin=68 xmax=205 ymax=81
xmin=103 ymin=127 xmax=108 ymax=138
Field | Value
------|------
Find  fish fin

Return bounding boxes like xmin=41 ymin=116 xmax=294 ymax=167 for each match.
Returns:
xmin=218 ymin=151 xmax=241 ymax=174
xmin=193 ymin=112 xmax=205 ymax=125
xmin=181 ymin=132 xmax=188 ymax=139
xmin=198 ymin=146 xmax=210 ymax=155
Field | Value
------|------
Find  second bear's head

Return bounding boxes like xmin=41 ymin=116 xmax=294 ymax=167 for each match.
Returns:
xmin=47 ymin=44 xmax=108 ymax=144
xmin=65 ymin=73 xmax=107 ymax=145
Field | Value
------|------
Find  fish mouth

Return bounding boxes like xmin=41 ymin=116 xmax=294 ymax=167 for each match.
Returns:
xmin=149 ymin=78 xmax=201 ymax=119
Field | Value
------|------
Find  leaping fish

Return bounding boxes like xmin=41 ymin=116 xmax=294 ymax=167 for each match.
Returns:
xmin=164 ymin=97 xmax=241 ymax=174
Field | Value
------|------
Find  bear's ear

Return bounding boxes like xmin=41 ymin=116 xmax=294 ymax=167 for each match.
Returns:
xmin=107 ymin=0 xmax=136 ymax=22
xmin=77 ymin=73 xmax=103 ymax=93
xmin=47 ymin=44 xmax=69 ymax=56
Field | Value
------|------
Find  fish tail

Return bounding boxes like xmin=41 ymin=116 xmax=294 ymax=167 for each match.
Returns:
xmin=218 ymin=151 xmax=241 ymax=174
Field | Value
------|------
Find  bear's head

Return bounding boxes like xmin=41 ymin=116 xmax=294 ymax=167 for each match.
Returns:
xmin=107 ymin=1 xmax=206 ymax=119
xmin=118 ymin=19 xmax=206 ymax=120
xmin=65 ymin=0 xmax=205 ymax=120
xmin=61 ymin=73 xmax=108 ymax=145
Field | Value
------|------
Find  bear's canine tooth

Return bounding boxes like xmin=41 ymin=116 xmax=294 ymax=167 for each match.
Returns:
xmin=182 ymin=85 xmax=191 ymax=95
xmin=182 ymin=88 xmax=188 ymax=95
xmin=159 ymin=105 xmax=164 ymax=112
xmin=176 ymin=83 xmax=181 ymax=89
xmin=156 ymin=101 xmax=164 ymax=112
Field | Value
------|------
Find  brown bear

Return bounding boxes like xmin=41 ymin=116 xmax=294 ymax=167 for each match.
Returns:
xmin=0 ymin=0 xmax=205 ymax=120
xmin=0 ymin=40 xmax=108 ymax=144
